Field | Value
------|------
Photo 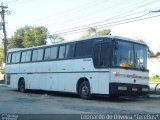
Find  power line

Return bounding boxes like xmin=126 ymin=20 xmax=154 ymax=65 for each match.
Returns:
xmin=41 ymin=0 xmax=158 ymax=31
xmin=4 ymin=0 xmax=160 ymax=38
xmin=50 ymin=11 xmax=150 ymax=34
xmin=53 ymin=9 xmax=149 ymax=34
xmin=47 ymin=0 xmax=160 ymax=35
xmin=51 ymin=14 xmax=160 ymax=35
xmin=34 ymin=0 xmax=142 ymax=26
xmin=20 ymin=0 xmax=158 ymax=28
xmin=5 ymin=0 xmax=38 ymax=5
xmin=29 ymin=0 xmax=109 ymax=24
xmin=149 ymin=9 xmax=160 ymax=13
xmin=38 ymin=0 xmax=133 ymax=26
xmin=100 ymin=14 xmax=160 ymax=29
xmin=5 ymin=0 xmax=21 ymax=4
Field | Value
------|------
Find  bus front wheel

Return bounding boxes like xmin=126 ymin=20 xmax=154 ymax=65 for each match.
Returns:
xmin=79 ymin=81 xmax=92 ymax=99
xmin=18 ymin=79 xmax=26 ymax=93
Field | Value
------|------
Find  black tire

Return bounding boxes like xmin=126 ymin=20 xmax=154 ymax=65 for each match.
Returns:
xmin=155 ymin=83 xmax=160 ymax=94
xmin=79 ymin=81 xmax=92 ymax=99
xmin=18 ymin=79 xmax=26 ymax=93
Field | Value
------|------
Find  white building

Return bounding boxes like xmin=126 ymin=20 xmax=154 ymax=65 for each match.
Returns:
xmin=148 ymin=56 xmax=160 ymax=76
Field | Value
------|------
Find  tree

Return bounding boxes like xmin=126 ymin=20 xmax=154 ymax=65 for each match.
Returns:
xmin=81 ymin=27 xmax=96 ymax=39
xmin=80 ymin=27 xmax=111 ymax=39
xmin=8 ymin=26 xmax=49 ymax=48
xmin=98 ymin=29 xmax=111 ymax=35
xmin=156 ymin=52 xmax=160 ymax=57
xmin=149 ymin=49 xmax=155 ymax=57
xmin=136 ymin=36 xmax=146 ymax=44
xmin=47 ymin=34 xmax=65 ymax=44
xmin=136 ymin=36 xmax=155 ymax=57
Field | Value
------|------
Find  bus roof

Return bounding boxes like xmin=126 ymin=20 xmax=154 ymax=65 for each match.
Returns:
xmin=7 ymin=35 xmax=147 ymax=52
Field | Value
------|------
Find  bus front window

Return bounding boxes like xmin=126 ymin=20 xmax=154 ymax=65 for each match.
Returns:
xmin=134 ymin=44 xmax=147 ymax=69
xmin=114 ymin=40 xmax=148 ymax=70
xmin=114 ymin=41 xmax=134 ymax=68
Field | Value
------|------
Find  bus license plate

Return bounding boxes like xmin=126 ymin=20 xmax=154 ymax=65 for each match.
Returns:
xmin=132 ymin=88 xmax=138 ymax=91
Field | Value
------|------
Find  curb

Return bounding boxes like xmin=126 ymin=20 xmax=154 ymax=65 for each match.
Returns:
xmin=149 ymin=94 xmax=160 ymax=99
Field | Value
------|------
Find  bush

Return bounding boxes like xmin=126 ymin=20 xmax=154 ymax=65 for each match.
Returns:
xmin=0 ymin=80 xmax=5 ymax=84
xmin=150 ymin=74 xmax=160 ymax=82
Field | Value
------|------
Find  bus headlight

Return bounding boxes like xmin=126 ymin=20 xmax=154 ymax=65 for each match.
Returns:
xmin=118 ymin=86 xmax=127 ymax=91
xmin=142 ymin=88 xmax=149 ymax=92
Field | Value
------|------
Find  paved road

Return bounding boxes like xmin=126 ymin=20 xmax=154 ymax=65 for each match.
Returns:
xmin=0 ymin=86 xmax=160 ymax=115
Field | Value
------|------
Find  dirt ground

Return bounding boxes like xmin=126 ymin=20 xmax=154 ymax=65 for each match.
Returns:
xmin=0 ymin=86 xmax=160 ymax=114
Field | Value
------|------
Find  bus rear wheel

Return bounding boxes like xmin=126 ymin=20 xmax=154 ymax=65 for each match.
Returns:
xmin=18 ymin=79 xmax=26 ymax=93
xmin=79 ymin=81 xmax=92 ymax=99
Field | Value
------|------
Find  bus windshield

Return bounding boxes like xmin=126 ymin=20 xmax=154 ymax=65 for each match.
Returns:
xmin=113 ymin=40 xmax=148 ymax=70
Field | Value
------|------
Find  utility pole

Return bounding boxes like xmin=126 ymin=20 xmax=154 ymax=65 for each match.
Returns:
xmin=0 ymin=3 xmax=8 ymax=63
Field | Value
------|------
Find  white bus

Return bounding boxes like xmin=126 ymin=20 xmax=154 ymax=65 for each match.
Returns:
xmin=5 ymin=35 xmax=149 ymax=99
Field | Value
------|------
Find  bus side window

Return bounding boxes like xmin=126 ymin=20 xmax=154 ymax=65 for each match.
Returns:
xmin=58 ymin=45 xmax=66 ymax=59
xmin=50 ymin=46 xmax=58 ymax=59
xmin=7 ymin=53 xmax=12 ymax=64
xmin=93 ymin=43 xmax=101 ymax=67
xmin=100 ymin=42 xmax=111 ymax=67
xmin=26 ymin=51 xmax=31 ymax=62
xmin=21 ymin=51 xmax=27 ymax=62
xmin=21 ymin=50 xmax=31 ymax=62
xmin=32 ymin=50 xmax=38 ymax=61
xmin=65 ymin=44 xmax=74 ymax=58
xmin=32 ymin=49 xmax=43 ymax=61
xmin=37 ymin=49 xmax=43 ymax=61
xmin=44 ymin=46 xmax=58 ymax=60
xmin=93 ymin=42 xmax=111 ymax=68
xmin=44 ymin=47 xmax=51 ymax=60
xmin=75 ymin=40 xmax=93 ymax=58
xmin=11 ymin=52 xmax=21 ymax=63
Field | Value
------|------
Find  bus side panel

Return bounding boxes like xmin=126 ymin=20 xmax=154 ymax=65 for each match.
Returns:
xmin=18 ymin=63 xmax=32 ymax=89
xmin=43 ymin=73 xmax=54 ymax=90
xmin=24 ymin=74 xmax=33 ymax=89
xmin=97 ymin=72 xmax=110 ymax=95
xmin=19 ymin=63 xmax=31 ymax=74
xmin=56 ymin=59 xmax=100 ymax=93
xmin=81 ymin=72 xmax=109 ymax=95
xmin=73 ymin=59 xmax=99 ymax=94
xmin=6 ymin=64 xmax=20 ymax=89
xmin=42 ymin=61 xmax=58 ymax=91
xmin=57 ymin=60 xmax=74 ymax=92
xmin=9 ymin=74 xmax=19 ymax=88
xmin=24 ymin=61 xmax=58 ymax=90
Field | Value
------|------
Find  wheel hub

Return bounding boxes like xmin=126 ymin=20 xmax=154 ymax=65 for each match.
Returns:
xmin=82 ymin=86 xmax=89 ymax=96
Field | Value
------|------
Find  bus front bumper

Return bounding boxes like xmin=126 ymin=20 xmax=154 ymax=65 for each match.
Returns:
xmin=109 ymin=83 xmax=149 ymax=96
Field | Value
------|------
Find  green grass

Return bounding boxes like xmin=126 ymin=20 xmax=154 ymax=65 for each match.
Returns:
xmin=149 ymin=75 xmax=160 ymax=82
xmin=0 ymin=80 xmax=5 ymax=84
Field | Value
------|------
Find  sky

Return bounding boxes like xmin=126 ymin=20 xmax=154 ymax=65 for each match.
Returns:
xmin=0 ymin=0 xmax=160 ymax=53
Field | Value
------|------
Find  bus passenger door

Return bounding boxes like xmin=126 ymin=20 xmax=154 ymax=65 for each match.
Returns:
xmin=93 ymin=41 xmax=111 ymax=94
